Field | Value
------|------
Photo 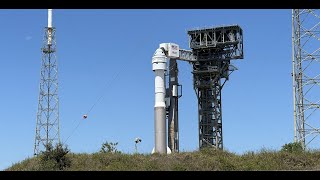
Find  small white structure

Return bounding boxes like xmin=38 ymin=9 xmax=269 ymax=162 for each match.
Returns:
xmin=151 ymin=147 xmax=172 ymax=154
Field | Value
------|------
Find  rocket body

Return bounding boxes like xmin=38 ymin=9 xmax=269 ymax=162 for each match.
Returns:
xmin=152 ymin=48 xmax=167 ymax=154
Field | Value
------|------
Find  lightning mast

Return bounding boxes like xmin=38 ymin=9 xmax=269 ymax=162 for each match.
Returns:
xmin=34 ymin=9 xmax=60 ymax=155
xmin=292 ymin=9 xmax=320 ymax=149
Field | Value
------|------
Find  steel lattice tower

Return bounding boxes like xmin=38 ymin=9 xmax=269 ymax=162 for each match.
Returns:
xmin=188 ymin=25 xmax=243 ymax=149
xmin=34 ymin=9 xmax=60 ymax=155
xmin=292 ymin=9 xmax=320 ymax=149
xmin=192 ymin=60 xmax=226 ymax=149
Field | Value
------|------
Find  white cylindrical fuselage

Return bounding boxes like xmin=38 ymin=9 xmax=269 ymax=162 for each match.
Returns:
xmin=152 ymin=48 xmax=167 ymax=154
xmin=154 ymin=70 xmax=166 ymax=107
xmin=152 ymin=48 xmax=167 ymax=108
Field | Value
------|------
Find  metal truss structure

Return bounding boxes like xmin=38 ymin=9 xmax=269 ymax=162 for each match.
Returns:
xmin=188 ymin=25 xmax=243 ymax=149
xmin=34 ymin=26 xmax=60 ymax=155
xmin=166 ymin=59 xmax=182 ymax=153
xmin=292 ymin=9 xmax=320 ymax=149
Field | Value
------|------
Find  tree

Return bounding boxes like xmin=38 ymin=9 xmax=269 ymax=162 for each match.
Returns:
xmin=40 ymin=142 xmax=71 ymax=170
xmin=100 ymin=141 xmax=121 ymax=153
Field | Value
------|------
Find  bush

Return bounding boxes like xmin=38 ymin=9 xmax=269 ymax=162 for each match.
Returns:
xmin=40 ymin=142 xmax=71 ymax=170
xmin=281 ymin=142 xmax=303 ymax=153
xmin=100 ymin=141 xmax=121 ymax=153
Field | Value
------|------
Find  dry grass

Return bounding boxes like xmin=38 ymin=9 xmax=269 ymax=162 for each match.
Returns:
xmin=6 ymin=148 xmax=320 ymax=171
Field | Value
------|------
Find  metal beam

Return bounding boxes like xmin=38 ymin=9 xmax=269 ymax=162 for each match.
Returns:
xmin=178 ymin=49 xmax=197 ymax=62
xmin=167 ymin=59 xmax=180 ymax=153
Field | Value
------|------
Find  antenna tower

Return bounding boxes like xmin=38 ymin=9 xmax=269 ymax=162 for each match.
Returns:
xmin=34 ymin=9 xmax=60 ymax=155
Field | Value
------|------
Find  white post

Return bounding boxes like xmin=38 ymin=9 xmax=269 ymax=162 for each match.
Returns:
xmin=47 ymin=9 xmax=53 ymax=45
xmin=48 ymin=9 xmax=52 ymax=28
xmin=292 ymin=9 xmax=297 ymax=142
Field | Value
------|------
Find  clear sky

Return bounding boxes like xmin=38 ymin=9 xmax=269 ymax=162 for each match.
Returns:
xmin=0 ymin=9 xmax=295 ymax=170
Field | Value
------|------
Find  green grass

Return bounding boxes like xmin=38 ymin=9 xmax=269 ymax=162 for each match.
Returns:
xmin=6 ymin=148 xmax=320 ymax=171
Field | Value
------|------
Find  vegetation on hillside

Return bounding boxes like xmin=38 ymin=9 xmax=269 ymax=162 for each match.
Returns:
xmin=6 ymin=142 xmax=320 ymax=171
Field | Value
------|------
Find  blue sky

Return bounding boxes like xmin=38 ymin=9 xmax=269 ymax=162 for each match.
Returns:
xmin=0 ymin=9 xmax=295 ymax=170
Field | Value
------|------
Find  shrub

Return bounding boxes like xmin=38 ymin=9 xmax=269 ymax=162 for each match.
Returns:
xmin=281 ymin=142 xmax=303 ymax=153
xmin=100 ymin=141 xmax=121 ymax=153
xmin=40 ymin=142 xmax=71 ymax=170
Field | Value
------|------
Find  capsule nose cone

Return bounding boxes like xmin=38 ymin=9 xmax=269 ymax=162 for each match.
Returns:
xmin=153 ymin=48 xmax=165 ymax=57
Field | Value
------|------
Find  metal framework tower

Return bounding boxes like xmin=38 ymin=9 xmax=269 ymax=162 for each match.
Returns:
xmin=34 ymin=9 xmax=60 ymax=155
xmin=166 ymin=59 xmax=181 ymax=153
xmin=188 ymin=25 xmax=243 ymax=149
xmin=292 ymin=9 xmax=320 ymax=149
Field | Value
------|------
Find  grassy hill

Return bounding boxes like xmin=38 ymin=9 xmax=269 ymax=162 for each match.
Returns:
xmin=6 ymin=148 xmax=320 ymax=171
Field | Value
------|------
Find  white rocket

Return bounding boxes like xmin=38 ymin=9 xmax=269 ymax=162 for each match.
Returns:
xmin=152 ymin=47 xmax=167 ymax=154
xmin=152 ymin=43 xmax=179 ymax=154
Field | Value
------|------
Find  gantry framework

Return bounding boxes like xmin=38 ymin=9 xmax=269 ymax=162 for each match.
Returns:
xmin=166 ymin=58 xmax=182 ymax=153
xmin=292 ymin=9 xmax=320 ymax=149
xmin=188 ymin=25 xmax=243 ymax=149
xmin=34 ymin=25 xmax=60 ymax=155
